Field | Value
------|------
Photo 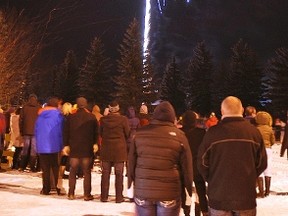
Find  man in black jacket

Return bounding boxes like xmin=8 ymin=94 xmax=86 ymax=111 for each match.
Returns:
xmin=197 ymin=96 xmax=267 ymax=216
xmin=63 ymin=97 xmax=99 ymax=201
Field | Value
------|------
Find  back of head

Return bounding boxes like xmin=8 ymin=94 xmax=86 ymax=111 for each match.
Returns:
xmin=139 ymin=104 xmax=148 ymax=114
xmin=127 ymin=106 xmax=136 ymax=118
xmin=182 ymin=110 xmax=197 ymax=128
xmin=92 ymin=105 xmax=101 ymax=114
xmin=62 ymin=102 xmax=72 ymax=115
xmin=152 ymin=101 xmax=176 ymax=123
xmin=245 ymin=106 xmax=256 ymax=117
xmin=108 ymin=101 xmax=120 ymax=113
xmin=76 ymin=97 xmax=88 ymax=109
xmin=47 ymin=96 xmax=59 ymax=108
xmin=221 ymin=96 xmax=244 ymax=116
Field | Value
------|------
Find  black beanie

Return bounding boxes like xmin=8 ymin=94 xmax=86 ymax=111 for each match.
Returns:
xmin=152 ymin=101 xmax=176 ymax=123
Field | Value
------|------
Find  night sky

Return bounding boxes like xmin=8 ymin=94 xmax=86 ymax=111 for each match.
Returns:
xmin=2 ymin=0 xmax=288 ymax=76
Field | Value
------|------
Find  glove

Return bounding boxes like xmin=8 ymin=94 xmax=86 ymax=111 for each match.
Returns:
xmin=93 ymin=144 xmax=99 ymax=153
xmin=62 ymin=146 xmax=70 ymax=156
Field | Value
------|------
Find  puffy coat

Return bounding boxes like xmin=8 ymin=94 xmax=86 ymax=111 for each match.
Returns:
xmin=255 ymin=111 xmax=275 ymax=148
xmin=35 ymin=107 xmax=64 ymax=153
xmin=128 ymin=119 xmax=193 ymax=201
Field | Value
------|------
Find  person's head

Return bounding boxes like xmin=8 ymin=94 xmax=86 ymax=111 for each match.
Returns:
xmin=47 ymin=96 xmax=59 ymax=108
xmin=152 ymin=101 xmax=176 ymax=123
xmin=76 ymin=97 xmax=88 ymax=109
xmin=62 ymin=102 xmax=72 ymax=115
xmin=221 ymin=96 xmax=244 ymax=117
xmin=245 ymin=106 xmax=256 ymax=117
xmin=255 ymin=111 xmax=273 ymax=126
xmin=126 ymin=106 xmax=136 ymax=118
xmin=139 ymin=104 xmax=148 ymax=115
xmin=108 ymin=101 xmax=120 ymax=113
xmin=92 ymin=105 xmax=101 ymax=114
xmin=28 ymin=94 xmax=38 ymax=103
xmin=182 ymin=110 xmax=198 ymax=128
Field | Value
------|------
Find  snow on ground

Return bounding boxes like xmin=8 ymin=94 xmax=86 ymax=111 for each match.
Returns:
xmin=0 ymin=144 xmax=287 ymax=216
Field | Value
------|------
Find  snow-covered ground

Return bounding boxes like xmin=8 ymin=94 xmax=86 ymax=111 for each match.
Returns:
xmin=0 ymin=144 xmax=287 ymax=216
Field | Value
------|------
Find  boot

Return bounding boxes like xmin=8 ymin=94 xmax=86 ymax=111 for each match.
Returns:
xmin=29 ymin=156 xmax=37 ymax=172
xmin=257 ymin=177 xmax=264 ymax=198
xmin=183 ymin=205 xmax=191 ymax=216
xmin=19 ymin=155 xmax=28 ymax=171
xmin=264 ymin=176 xmax=271 ymax=196
xmin=194 ymin=202 xmax=201 ymax=216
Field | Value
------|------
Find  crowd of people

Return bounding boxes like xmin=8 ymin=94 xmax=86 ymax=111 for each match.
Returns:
xmin=0 ymin=94 xmax=288 ymax=216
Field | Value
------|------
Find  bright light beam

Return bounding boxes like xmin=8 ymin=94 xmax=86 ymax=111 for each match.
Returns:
xmin=143 ymin=0 xmax=151 ymax=55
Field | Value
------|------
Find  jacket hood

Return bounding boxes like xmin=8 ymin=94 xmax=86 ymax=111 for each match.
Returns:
xmin=101 ymin=113 xmax=125 ymax=128
xmin=255 ymin=111 xmax=272 ymax=126
xmin=152 ymin=101 xmax=176 ymax=123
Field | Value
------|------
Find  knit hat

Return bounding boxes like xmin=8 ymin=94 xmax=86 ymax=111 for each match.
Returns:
xmin=29 ymin=94 xmax=37 ymax=100
xmin=76 ymin=97 xmax=88 ymax=109
xmin=108 ymin=101 xmax=120 ymax=113
xmin=152 ymin=101 xmax=176 ymax=123
xmin=140 ymin=104 xmax=148 ymax=114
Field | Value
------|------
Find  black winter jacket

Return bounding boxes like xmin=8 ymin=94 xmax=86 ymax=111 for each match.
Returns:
xmin=197 ymin=117 xmax=267 ymax=211
xmin=128 ymin=119 xmax=193 ymax=201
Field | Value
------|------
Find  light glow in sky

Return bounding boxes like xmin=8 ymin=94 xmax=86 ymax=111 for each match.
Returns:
xmin=143 ymin=0 xmax=151 ymax=55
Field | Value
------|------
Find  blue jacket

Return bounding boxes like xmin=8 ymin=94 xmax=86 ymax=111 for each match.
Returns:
xmin=35 ymin=107 xmax=64 ymax=154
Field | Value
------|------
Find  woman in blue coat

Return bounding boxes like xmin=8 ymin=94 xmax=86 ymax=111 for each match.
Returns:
xmin=35 ymin=97 xmax=64 ymax=195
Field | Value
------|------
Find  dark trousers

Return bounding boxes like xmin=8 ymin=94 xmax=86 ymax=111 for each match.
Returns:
xmin=101 ymin=161 xmax=124 ymax=201
xmin=135 ymin=198 xmax=181 ymax=216
xmin=12 ymin=147 xmax=23 ymax=169
xmin=69 ymin=157 xmax=92 ymax=196
xmin=39 ymin=153 xmax=59 ymax=193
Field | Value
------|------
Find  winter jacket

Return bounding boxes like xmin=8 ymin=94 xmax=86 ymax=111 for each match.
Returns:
xmin=63 ymin=108 xmax=99 ymax=158
xmin=197 ymin=117 xmax=267 ymax=211
xmin=19 ymin=98 xmax=41 ymax=136
xmin=255 ymin=111 xmax=275 ymax=148
xmin=99 ymin=112 xmax=130 ymax=162
xmin=10 ymin=113 xmax=23 ymax=147
xmin=128 ymin=119 xmax=193 ymax=201
xmin=0 ymin=113 xmax=6 ymax=135
xmin=35 ymin=107 xmax=64 ymax=154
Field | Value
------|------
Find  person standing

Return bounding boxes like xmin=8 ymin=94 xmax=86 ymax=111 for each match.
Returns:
xmin=63 ymin=97 xmax=99 ymax=201
xmin=255 ymin=111 xmax=275 ymax=197
xmin=35 ymin=97 xmax=64 ymax=195
xmin=181 ymin=110 xmax=208 ymax=216
xmin=244 ymin=106 xmax=257 ymax=125
xmin=99 ymin=101 xmax=130 ymax=203
xmin=19 ymin=94 xmax=41 ymax=172
xmin=128 ymin=101 xmax=193 ymax=216
xmin=197 ymin=96 xmax=267 ymax=216
xmin=10 ymin=108 xmax=23 ymax=170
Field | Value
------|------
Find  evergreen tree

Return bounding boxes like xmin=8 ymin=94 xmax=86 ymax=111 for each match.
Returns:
xmin=159 ymin=57 xmax=185 ymax=116
xmin=263 ymin=47 xmax=288 ymax=117
xmin=59 ymin=50 xmax=79 ymax=103
xmin=183 ymin=41 xmax=213 ymax=116
xmin=143 ymin=51 xmax=158 ymax=106
xmin=227 ymin=39 xmax=262 ymax=108
xmin=114 ymin=18 xmax=143 ymax=110
xmin=78 ymin=37 xmax=112 ymax=109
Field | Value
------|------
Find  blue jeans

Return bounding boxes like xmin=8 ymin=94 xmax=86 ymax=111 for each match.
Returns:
xmin=135 ymin=198 xmax=181 ymax=216
xmin=69 ymin=157 xmax=92 ymax=196
xmin=209 ymin=207 xmax=256 ymax=216
xmin=21 ymin=135 xmax=37 ymax=156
